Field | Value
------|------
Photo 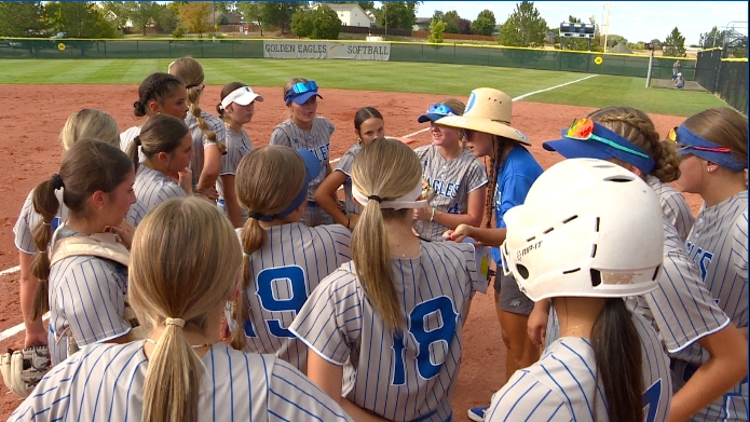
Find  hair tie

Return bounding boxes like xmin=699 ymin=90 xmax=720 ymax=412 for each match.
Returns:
xmin=248 ymin=211 xmax=267 ymax=220
xmin=50 ymin=173 xmax=65 ymax=190
xmin=368 ymin=195 xmax=383 ymax=203
xmin=133 ymin=135 xmax=142 ymax=147
xmin=165 ymin=317 xmax=185 ymax=328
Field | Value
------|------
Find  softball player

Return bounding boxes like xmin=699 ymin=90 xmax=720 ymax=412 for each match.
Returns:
xmin=413 ymin=99 xmax=488 ymax=242
xmin=437 ymin=88 xmax=542 ymax=420
xmin=9 ymin=197 xmax=353 ymax=422
xmin=128 ymin=114 xmax=193 ymax=215
xmin=13 ymin=110 xmax=123 ymax=348
xmin=314 ymin=106 xmax=385 ymax=229
xmin=486 ymin=158 xmax=672 ymax=422
xmin=215 ymin=82 xmax=263 ymax=227
xmin=290 ymin=137 xmax=479 ymax=422
xmin=541 ymin=110 xmax=748 ymax=422
xmin=674 ymin=107 xmax=749 ymax=421
xmin=168 ymin=56 xmax=226 ymax=200
xmin=227 ymin=146 xmax=352 ymax=373
xmin=270 ymin=78 xmax=336 ymax=226
xmin=27 ymin=139 xmax=136 ymax=365
xmin=120 ymin=72 xmax=189 ymax=161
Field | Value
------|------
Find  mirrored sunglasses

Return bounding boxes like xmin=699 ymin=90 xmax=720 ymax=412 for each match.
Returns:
xmin=566 ymin=118 xmax=650 ymax=159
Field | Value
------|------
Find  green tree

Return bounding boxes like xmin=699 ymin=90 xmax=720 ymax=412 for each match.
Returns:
xmin=100 ymin=1 xmax=128 ymax=29
xmin=291 ymin=9 xmax=313 ymax=38
xmin=310 ymin=5 xmax=341 ymax=39
xmin=379 ymin=1 xmax=419 ymax=31
xmin=432 ymin=10 xmax=444 ymax=22
xmin=443 ymin=10 xmax=460 ymax=34
xmin=663 ymin=27 xmax=686 ymax=57
xmin=235 ymin=2 xmax=265 ymax=35
xmin=498 ymin=1 xmax=547 ymax=47
xmin=217 ymin=13 xmax=229 ymax=25
xmin=699 ymin=26 xmax=724 ymax=48
xmin=330 ymin=2 xmax=375 ymax=10
xmin=44 ymin=1 xmax=114 ymax=38
xmin=153 ymin=3 xmax=180 ymax=34
xmin=471 ymin=9 xmax=496 ymax=36
xmin=0 ymin=2 xmax=44 ymax=37
xmin=428 ymin=17 xmax=445 ymax=43
xmin=606 ymin=34 xmax=628 ymax=48
xmin=262 ymin=2 xmax=305 ymax=35
xmin=124 ymin=1 xmax=156 ymax=36
xmin=178 ymin=2 xmax=212 ymax=37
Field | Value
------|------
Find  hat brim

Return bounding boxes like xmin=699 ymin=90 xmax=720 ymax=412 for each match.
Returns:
xmin=417 ymin=113 xmax=447 ymax=123
xmin=435 ymin=115 xmax=531 ymax=146
xmin=287 ymin=91 xmax=323 ymax=105
xmin=233 ymin=92 xmax=264 ymax=106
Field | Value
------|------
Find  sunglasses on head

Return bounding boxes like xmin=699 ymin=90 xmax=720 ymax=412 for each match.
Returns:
xmin=566 ymin=118 xmax=650 ymax=159
xmin=427 ymin=103 xmax=456 ymax=116
xmin=289 ymin=80 xmax=318 ymax=95
xmin=666 ymin=126 xmax=732 ymax=154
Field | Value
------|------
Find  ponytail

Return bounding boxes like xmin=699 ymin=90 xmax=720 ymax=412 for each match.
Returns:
xmin=127 ymin=135 xmax=142 ymax=172
xmin=590 ymin=298 xmax=644 ymax=422
xmin=29 ymin=177 xmax=62 ymax=320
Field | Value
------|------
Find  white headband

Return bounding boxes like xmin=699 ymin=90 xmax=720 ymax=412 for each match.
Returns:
xmin=219 ymin=86 xmax=263 ymax=110
xmin=351 ymin=181 xmax=427 ymax=210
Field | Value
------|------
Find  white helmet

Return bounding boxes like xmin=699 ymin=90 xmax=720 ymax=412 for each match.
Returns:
xmin=500 ymin=158 xmax=663 ymax=302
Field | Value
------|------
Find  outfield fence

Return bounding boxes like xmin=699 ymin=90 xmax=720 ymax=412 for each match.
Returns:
xmin=0 ymin=37 xmax=695 ymax=80
xmin=695 ymin=48 xmax=748 ymax=115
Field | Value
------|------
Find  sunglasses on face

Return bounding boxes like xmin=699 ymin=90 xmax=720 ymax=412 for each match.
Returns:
xmin=566 ymin=118 xmax=650 ymax=159
xmin=427 ymin=103 xmax=456 ymax=116
xmin=666 ymin=127 xmax=732 ymax=154
xmin=289 ymin=80 xmax=318 ymax=95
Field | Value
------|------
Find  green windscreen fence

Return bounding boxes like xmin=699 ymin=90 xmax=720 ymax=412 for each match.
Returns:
xmin=695 ymin=49 xmax=747 ymax=115
xmin=0 ymin=38 xmax=696 ymax=81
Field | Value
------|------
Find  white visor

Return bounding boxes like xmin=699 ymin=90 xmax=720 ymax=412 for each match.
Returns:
xmin=220 ymin=86 xmax=264 ymax=110
xmin=351 ymin=181 xmax=427 ymax=210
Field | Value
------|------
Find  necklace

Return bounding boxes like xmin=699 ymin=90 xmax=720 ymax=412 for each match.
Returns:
xmin=560 ymin=323 xmax=594 ymax=336
xmin=393 ymin=240 xmax=421 ymax=258
xmin=145 ymin=338 xmax=211 ymax=349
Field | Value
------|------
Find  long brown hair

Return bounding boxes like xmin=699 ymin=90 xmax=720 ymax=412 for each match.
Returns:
xmin=483 ymin=136 xmax=515 ymax=228
xmin=350 ymin=137 xmax=422 ymax=331
xmin=30 ymin=139 xmax=133 ymax=320
xmin=228 ymin=146 xmax=306 ymax=350
xmin=682 ymin=107 xmax=748 ymax=166
xmin=127 ymin=114 xmax=190 ymax=172
xmin=129 ymin=196 xmax=242 ymax=422
xmin=168 ymin=56 xmax=226 ymax=154
xmin=587 ymin=106 xmax=681 ymax=182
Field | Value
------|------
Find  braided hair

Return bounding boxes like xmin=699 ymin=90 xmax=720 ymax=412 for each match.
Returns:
xmin=133 ymin=72 xmax=185 ymax=118
xmin=483 ymin=136 xmax=514 ymax=228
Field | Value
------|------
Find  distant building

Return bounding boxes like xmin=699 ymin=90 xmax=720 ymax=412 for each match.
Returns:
xmin=414 ymin=17 xmax=432 ymax=31
xmin=312 ymin=3 xmax=372 ymax=27
xmin=214 ymin=11 xmax=243 ymax=25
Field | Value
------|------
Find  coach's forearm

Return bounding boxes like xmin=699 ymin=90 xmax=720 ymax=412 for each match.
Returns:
xmin=668 ymin=324 xmax=748 ymax=422
xmin=464 ymin=226 xmax=507 ymax=247
xmin=433 ymin=210 xmax=483 ymax=231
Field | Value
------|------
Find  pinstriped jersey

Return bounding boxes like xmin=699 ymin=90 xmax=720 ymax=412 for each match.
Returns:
xmin=217 ymin=126 xmax=253 ymax=201
xmin=335 ymin=142 xmax=362 ymax=216
xmin=47 ymin=224 xmax=131 ymax=365
xmin=133 ymin=164 xmax=186 ymax=215
xmin=8 ymin=341 xmax=354 ymax=422
xmin=186 ymin=110 xmax=226 ymax=187
xmin=684 ymin=190 xmax=748 ymax=421
xmin=290 ymin=242 xmax=478 ymax=422
xmin=270 ymin=117 xmax=335 ymax=202
xmin=119 ymin=126 xmax=144 ymax=162
xmin=14 ymin=188 xmax=143 ymax=255
xmin=489 ymin=311 xmax=671 ymax=422
xmin=229 ymin=222 xmax=352 ymax=372
xmin=647 ymin=176 xmax=695 ymax=242
xmin=413 ymin=146 xmax=488 ymax=242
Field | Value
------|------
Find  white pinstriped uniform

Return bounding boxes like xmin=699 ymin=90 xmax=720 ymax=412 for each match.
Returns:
xmin=270 ymin=117 xmax=335 ymax=226
xmin=14 ymin=188 xmax=145 ymax=256
xmin=133 ymin=164 xmax=186 ymax=215
xmin=335 ymin=142 xmax=362 ymax=216
xmin=228 ymin=222 xmax=351 ymax=372
xmin=488 ymin=312 xmax=671 ymax=422
xmin=647 ymin=176 xmax=695 ymax=242
xmin=217 ymin=126 xmax=253 ymax=218
xmin=186 ymin=110 xmax=227 ymax=188
xmin=290 ymin=242 xmax=478 ymax=422
xmin=683 ymin=190 xmax=748 ymax=421
xmin=413 ymin=146 xmax=488 ymax=242
xmin=8 ymin=341 xmax=354 ymax=422
xmin=119 ymin=126 xmax=144 ymax=162
xmin=46 ymin=224 xmax=131 ymax=365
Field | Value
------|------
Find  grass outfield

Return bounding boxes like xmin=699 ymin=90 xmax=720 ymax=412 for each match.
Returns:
xmin=0 ymin=58 xmax=728 ymax=117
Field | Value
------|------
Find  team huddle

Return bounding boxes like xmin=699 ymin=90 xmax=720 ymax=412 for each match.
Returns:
xmin=3 ymin=55 xmax=748 ymax=422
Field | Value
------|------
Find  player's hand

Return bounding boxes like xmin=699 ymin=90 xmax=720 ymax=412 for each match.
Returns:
xmin=108 ymin=220 xmax=136 ymax=248
xmin=527 ymin=301 xmax=549 ymax=348
xmin=177 ymin=167 xmax=193 ymax=194
xmin=413 ymin=207 xmax=431 ymax=221
xmin=23 ymin=328 xmax=48 ymax=349
xmin=445 ymin=224 xmax=473 ymax=243
xmin=197 ymin=186 xmax=219 ymax=202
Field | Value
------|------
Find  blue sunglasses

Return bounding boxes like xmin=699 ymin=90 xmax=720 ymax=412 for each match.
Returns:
xmin=290 ymin=80 xmax=318 ymax=95
xmin=427 ymin=103 xmax=456 ymax=116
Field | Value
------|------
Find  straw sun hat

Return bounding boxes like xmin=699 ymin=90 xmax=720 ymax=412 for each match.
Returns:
xmin=436 ymin=87 xmax=530 ymax=146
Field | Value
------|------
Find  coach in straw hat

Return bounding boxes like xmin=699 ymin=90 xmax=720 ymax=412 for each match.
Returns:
xmin=437 ymin=87 xmax=545 ymax=421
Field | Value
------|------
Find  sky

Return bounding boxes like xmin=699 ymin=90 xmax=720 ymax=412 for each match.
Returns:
xmin=385 ymin=1 xmax=749 ymax=46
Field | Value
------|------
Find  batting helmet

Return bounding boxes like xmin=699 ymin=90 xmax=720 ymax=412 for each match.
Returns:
xmin=500 ymin=158 xmax=663 ymax=301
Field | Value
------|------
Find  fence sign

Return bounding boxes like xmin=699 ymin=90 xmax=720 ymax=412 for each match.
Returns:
xmin=263 ymin=40 xmax=390 ymax=61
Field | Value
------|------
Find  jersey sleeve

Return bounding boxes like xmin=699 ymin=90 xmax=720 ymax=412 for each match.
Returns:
xmin=324 ymin=117 xmax=336 ymax=137
xmin=660 ymin=189 xmax=695 ymax=242
xmin=270 ymin=125 xmax=292 ymax=147
xmin=328 ymin=224 xmax=352 ymax=264
xmin=13 ymin=189 xmax=38 ymax=254
xmin=334 ymin=148 xmax=357 ymax=176
xmin=266 ymin=358 xmax=354 ymax=422
xmin=289 ymin=269 xmax=362 ymax=366
xmin=485 ymin=370 xmax=571 ymax=422
xmin=55 ymin=259 xmax=132 ymax=346
xmin=466 ymin=157 xmax=489 ymax=193
xmin=495 ymin=174 xmax=535 ymax=229
xmin=640 ymin=219 xmax=730 ymax=353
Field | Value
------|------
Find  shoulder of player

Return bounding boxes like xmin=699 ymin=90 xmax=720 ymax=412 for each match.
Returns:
xmin=314 ymin=116 xmax=335 ymax=129
xmin=423 ymin=241 xmax=475 ymax=262
xmin=413 ymin=144 xmax=433 ymax=156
